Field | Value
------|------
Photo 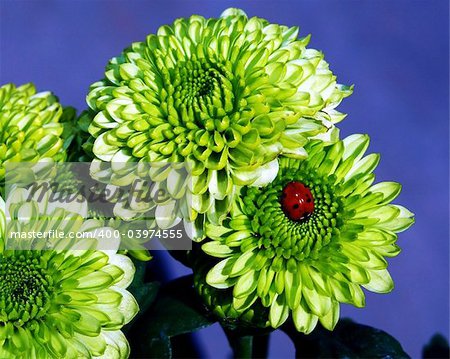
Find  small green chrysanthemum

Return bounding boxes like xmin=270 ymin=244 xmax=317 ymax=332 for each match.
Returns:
xmin=193 ymin=254 xmax=270 ymax=330
xmin=0 ymin=83 xmax=66 ymax=183
xmin=202 ymin=135 xmax=414 ymax=333
xmin=86 ymin=8 xmax=352 ymax=225
xmin=0 ymin=190 xmax=139 ymax=358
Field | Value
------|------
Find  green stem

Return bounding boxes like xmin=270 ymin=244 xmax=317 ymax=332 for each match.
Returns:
xmin=253 ymin=334 xmax=270 ymax=358
xmin=227 ymin=332 xmax=254 ymax=359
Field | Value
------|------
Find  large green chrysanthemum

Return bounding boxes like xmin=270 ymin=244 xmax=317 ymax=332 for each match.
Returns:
xmin=0 ymin=190 xmax=139 ymax=358
xmin=202 ymin=135 xmax=414 ymax=333
xmin=0 ymin=83 xmax=66 ymax=183
xmin=86 ymin=8 xmax=352 ymax=225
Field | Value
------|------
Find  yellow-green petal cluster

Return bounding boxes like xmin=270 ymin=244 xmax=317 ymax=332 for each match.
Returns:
xmin=193 ymin=255 xmax=270 ymax=330
xmin=86 ymin=8 xmax=352 ymax=226
xmin=0 ymin=190 xmax=139 ymax=358
xmin=0 ymin=83 xmax=66 ymax=184
xmin=201 ymin=135 xmax=414 ymax=333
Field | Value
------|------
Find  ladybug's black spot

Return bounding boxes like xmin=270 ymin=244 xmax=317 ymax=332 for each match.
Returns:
xmin=293 ymin=204 xmax=299 ymax=209
xmin=306 ymin=198 xmax=311 ymax=203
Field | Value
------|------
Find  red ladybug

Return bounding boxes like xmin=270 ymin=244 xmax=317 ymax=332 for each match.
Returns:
xmin=281 ymin=181 xmax=314 ymax=222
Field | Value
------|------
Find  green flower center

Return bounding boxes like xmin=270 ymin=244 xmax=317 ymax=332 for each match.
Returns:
xmin=166 ymin=58 xmax=235 ymax=118
xmin=53 ymin=164 xmax=81 ymax=194
xmin=139 ymin=56 xmax=262 ymax=170
xmin=177 ymin=61 xmax=221 ymax=100
xmin=242 ymin=169 xmax=343 ymax=264
xmin=0 ymin=253 xmax=53 ymax=325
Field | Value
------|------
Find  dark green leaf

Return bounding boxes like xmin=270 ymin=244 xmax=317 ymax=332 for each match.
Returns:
xmin=77 ymin=110 xmax=94 ymax=132
xmin=60 ymin=106 xmax=78 ymax=151
xmin=146 ymin=275 xmax=214 ymax=337
xmin=60 ymin=108 xmax=95 ymax=161
xmin=129 ymin=282 xmax=160 ymax=318
xmin=283 ymin=318 xmax=410 ymax=358
xmin=133 ymin=332 xmax=172 ymax=359
xmin=127 ymin=275 xmax=214 ymax=358
xmin=123 ymin=259 xmax=159 ymax=335
xmin=422 ymin=334 xmax=449 ymax=359
xmin=225 ymin=331 xmax=254 ymax=359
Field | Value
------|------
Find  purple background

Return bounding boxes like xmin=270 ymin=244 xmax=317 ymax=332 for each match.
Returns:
xmin=1 ymin=1 xmax=448 ymax=357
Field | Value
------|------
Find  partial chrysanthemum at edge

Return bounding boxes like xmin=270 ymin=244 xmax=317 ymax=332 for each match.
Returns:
xmin=0 ymin=83 xmax=67 ymax=187
xmin=201 ymin=134 xmax=414 ymax=333
xmin=0 ymin=189 xmax=139 ymax=358
xmin=86 ymin=8 xmax=353 ymax=230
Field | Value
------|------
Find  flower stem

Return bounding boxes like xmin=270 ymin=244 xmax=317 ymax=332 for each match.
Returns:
xmin=226 ymin=331 xmax=254 ymax=358
xmin=253 ymin=334 xmax=270 ymax=358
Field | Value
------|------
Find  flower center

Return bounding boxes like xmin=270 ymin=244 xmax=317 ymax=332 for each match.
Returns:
xmin=172 ymin=59 xmax=229 ymax=107
xmin=0 ymin=253 xmax=53 ymax=325
xmin=242 ymin=168 xmax=343 ymax=263
xmin=281 ymin=181 xmax=314 ymax=222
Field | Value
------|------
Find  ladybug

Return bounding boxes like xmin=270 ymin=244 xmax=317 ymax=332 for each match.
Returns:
xmin=280 ymin=181 xmax=314 ymax=222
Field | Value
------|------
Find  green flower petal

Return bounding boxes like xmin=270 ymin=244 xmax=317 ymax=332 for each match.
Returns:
xmin=101 ymin=330 xmax=131 ymax=359
xmin=206 ymin=257 xmax=235 ymax=289
xmin=318 ymin=300 xmax=340 ymax=331
xmin=233 ymin=269 xmax=258 ymax=299
xmin=363 ymin=269 xmax=394 ymax=293
xmin=202 ymin=241 xmax=234 ymax=258
xmin=292 ymin=306 xmax=318 ymax=334
xmin=269 ymin=293 xmax=289 ymax=328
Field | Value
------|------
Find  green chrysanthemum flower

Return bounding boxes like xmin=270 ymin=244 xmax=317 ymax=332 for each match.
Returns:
xmin=0 ymin=190 xmax=139 ymax=358
xmin=0 ymin=250 xmax=138 ymax=359
xmin=86 ymin=8 xmax=352 ymax=227
xmin=0 ymin=83 xmax=66 ymax=183
xmin=202 ymin=135 xmax=414 ymax=333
